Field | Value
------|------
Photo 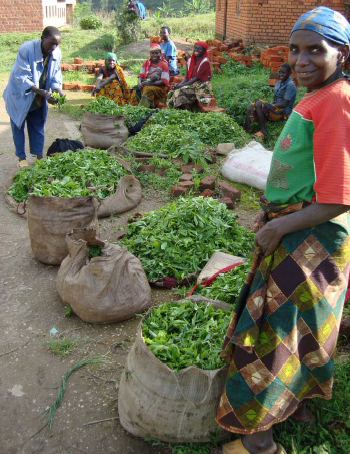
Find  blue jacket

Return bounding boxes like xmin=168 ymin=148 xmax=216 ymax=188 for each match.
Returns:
xmin=136 ymin=1 xmax=146 ymax=19
xmin=3 ymin=39 xmax=62 ymax=128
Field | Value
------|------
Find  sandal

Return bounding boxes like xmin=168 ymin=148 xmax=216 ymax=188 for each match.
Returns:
xmin=18 ymin=159 xmax=29 ymax=168
xmin=211 ymin=439 xmax=287 ymax=454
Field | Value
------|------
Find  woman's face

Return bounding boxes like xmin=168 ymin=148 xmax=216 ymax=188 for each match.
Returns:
xmin=106 ymin=58 xmax=116 ymax=70
xmin=150 ymin=49 xmax=161 ymax=63
xmin=289 ymin=30 xmax=347 ymax=91
xmin=194 ymin=45 xmax=205 ymax=58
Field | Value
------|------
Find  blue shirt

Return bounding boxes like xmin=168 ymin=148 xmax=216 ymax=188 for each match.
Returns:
xmin=3 ymin=39 xmax=62 ymax=128
xmin=160 ymin=39 xmax=177 ymax=73
xmin=272 ymin=77 xmax=297 ymax=115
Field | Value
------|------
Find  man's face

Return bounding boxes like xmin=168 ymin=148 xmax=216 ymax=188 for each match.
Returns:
xmin=41 ymin=33 xmax=61 ymax=56
xmin=278 ymin=67 xmax=289 ymax=82
xmin=160 ymin=28 xmax=169 ymax=41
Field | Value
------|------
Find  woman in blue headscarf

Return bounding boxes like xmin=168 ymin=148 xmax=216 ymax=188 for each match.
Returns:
xmin=213 ymin=7 xmax=350 ymax=454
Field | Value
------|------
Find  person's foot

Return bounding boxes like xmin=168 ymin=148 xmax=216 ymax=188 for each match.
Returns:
xmin=18 ymin=159 xmax=29 ymax=168
xmin=36 ymin=155 xmax=43 ymax=160
xmin=290 ymin=401 xmax=315 ymax=424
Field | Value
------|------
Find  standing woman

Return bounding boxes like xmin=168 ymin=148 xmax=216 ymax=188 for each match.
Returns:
xmin=92 ymin=52 xmax=129 ymax=106
xmin=167 ymin=41 xmax=214 ymax=110
xmin=214 ymin=7 xmax=350 ymax=454
xmin=3 ymin=26 xmax=63 ymax=167
xmin=130 ymin=44 xmax=169 ymax=108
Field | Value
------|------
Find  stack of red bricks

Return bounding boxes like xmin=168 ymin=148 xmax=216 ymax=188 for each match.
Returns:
xmin=260 ymin=46 xmax=289 ymax=81
xmin=61 ymin=57 xmax=103 ymax=92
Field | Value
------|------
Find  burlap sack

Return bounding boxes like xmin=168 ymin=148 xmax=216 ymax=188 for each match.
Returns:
xmin=118 ymin=299 xmax=230 ymax=443
xmin=4 ymin=155 xmax=141 ymax=219
xmin=28 ymin=196 xmax=98 ymax=265
xmin=81 ymin=111 xmax=129 ymax=149
xmin=56 ymin=228 xmax=152 ymax=323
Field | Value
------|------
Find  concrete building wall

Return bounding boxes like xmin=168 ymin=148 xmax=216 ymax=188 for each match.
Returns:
xmin=215 ymin=0 xmax=346 ymax=46
xmin=42 ymin=0 xmax=67 ymax=28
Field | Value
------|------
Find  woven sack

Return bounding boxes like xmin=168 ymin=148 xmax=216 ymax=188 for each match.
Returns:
xmin=28 ymin=196 xmax=98 ymax=265
xmin=118 ymin=298 xmax=230 ymax=442
xmin=56 ymin=228 xmax=151 ymax=323
xmin=4 ymin=155 xmax=141 ymax=219
xmin=81 ymin=111 xmax=129 ymax=149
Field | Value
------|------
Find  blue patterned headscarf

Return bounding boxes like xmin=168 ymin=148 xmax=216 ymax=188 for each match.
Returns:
xmin=291 ymin=7 xmax=350 ymax=45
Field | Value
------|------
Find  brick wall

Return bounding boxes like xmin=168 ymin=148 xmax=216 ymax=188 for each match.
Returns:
xmin=0 ymin=0 xmax=44 ymax=32
xmin=216 ymin=0 xmax=347 ymax=46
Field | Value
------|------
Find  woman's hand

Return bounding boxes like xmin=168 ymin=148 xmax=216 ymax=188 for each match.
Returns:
xmin=254 ymin=218 xmax=283 ymax=257
xmin=91 ymin=86 xmax=100 ymax=96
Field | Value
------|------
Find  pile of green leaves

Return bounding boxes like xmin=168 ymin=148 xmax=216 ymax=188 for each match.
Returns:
xmin=148 ymin=109 xmax=250 ymax=147
xmin=85 ymin=97 xmax=151 ymax=127
xmin=8 ymin=150 xmax=129 ymax=202
xmin=126 ymin=124 xmax=208 ymax=164
xmin=51 ymin=92 xmax=67 ymax=110
xmin=142 ymin=301 xmax=231 ymax=371
xmin=193 ymin=261 xmax=251 ymax=304
xmin=120 ymin=197 xmax=254 ymax=281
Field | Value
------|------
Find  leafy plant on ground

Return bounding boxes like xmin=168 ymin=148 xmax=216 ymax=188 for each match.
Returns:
xmin=126 ymin=124 xmax=208 ymax=164
xmin=80 ymin=14 xmax=103 ymax=29
xmin=120 ymin=196 xmax=254 ymax=281
xmin=129 ymin=155 xmax=182 ymax=190
xmin=142 ymin=301 xmax=231 ymax=371
xmin=7 ymin=150 xmax=129 ymax=202
xmin=148 ymin=109 xmax=250 ymax=147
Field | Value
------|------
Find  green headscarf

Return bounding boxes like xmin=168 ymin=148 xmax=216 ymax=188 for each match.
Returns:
xmin=104 ymin=52 xmax=120 ymax=69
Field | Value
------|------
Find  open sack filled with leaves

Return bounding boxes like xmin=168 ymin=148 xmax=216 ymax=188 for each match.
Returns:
xmin=120 ymin=197 xmax=254 ymax=285
xmin=186 ymin=260 xmax=252 ymax=305
xmin=5 ymin=149 xmax=142 ymax=219
xmin=118 ymin=299 xmax=231 ymax=442
xmin=81 ymin=97 xmax=151 ymax=149
xmin=56 ymin=228 xmax=151 ymax=323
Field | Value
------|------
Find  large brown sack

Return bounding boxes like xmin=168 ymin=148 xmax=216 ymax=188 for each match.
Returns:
xmin=28 ymin=196 xmax=98 ymax=265
xmin=118 ymin=299 xmax=229 ymax=443
xmin=56 ymin=228 xmax=152 ymax=323
xmin=81 ymin=111 xmax=129 ymax=149
xmin=4 ymin=155 xmax=142 ymax=219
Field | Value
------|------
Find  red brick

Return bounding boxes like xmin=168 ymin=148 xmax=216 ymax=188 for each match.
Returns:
xmin=178 ymin=180 xmax=195 ymax=189
xmin=172 ymin=158 xmax=184 ymax=167
xmin=200 ymin=189 xmax=214 ymax=198
xmin=171 ymin=186 xmax=188 ymax=197
xmin=137 ymin=165 xmax=156 ymax=173
xmin=199 ymin=176 xmax=216 ymax=191
xmin=180 ymin=164 xmax=204 ymax=174
xmin=216 ymin=181 xmax=241 ymax=201
xmin=217 ymin=197 xmax=235 ymax=209
xmin=179 ymin=173 xmax=193 ymax=182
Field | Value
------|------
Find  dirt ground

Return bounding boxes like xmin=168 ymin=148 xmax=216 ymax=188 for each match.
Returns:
xmin=0 ymin=75 xmax=254 ymax=453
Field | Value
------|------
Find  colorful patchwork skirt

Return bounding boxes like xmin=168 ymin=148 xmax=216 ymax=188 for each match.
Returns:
xmin=216 ymin=205 xmax=350 ymax=434
xmin=129 ymin=85 xmax=168 ymax=108
xmin=167 ymin=81 xmax=214 ymax=109
xmin=96 ymin=80 xmax=129 ymax=106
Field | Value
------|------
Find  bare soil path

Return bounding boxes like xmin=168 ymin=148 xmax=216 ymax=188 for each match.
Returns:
xmin=0 ymin=87 xmax=175 ymax=454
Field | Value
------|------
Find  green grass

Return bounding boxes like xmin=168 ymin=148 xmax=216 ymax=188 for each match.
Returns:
xmin=46 ymin=336 xmax=81 ymax=357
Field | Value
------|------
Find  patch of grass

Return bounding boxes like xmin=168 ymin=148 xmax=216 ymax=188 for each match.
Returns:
xmin=62 ymin=69 xmax=95 ymax=85
xmin=141 ymin=12 xmax=215 ymax=42
xmin=46 ymin=336 xmax=81 ymax=357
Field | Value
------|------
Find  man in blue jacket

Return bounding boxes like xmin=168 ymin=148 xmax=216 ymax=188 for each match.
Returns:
xmin=3 ymin=26 xmax=64 ymax=167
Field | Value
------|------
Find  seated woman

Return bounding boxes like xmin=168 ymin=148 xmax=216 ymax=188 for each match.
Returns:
xmin=244 ymin=63 xmax=297 ymax=140
xmin=91 ymin=52 xmax=129 ymax=105
xmin=167 ymin=41 xmax=214 ymax=110
xmin=130 ymin=44 xmax=170 ymax=108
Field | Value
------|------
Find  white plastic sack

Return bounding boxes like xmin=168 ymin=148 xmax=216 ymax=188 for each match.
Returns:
xmin=220 ymin=140 xmax=272 ymax=190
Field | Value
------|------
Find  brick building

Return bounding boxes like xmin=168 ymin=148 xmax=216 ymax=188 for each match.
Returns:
xmin=0 ymin=0 xmax=76 ymax=33
xmin=215 ymin=0 xmax=349 ymax=46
